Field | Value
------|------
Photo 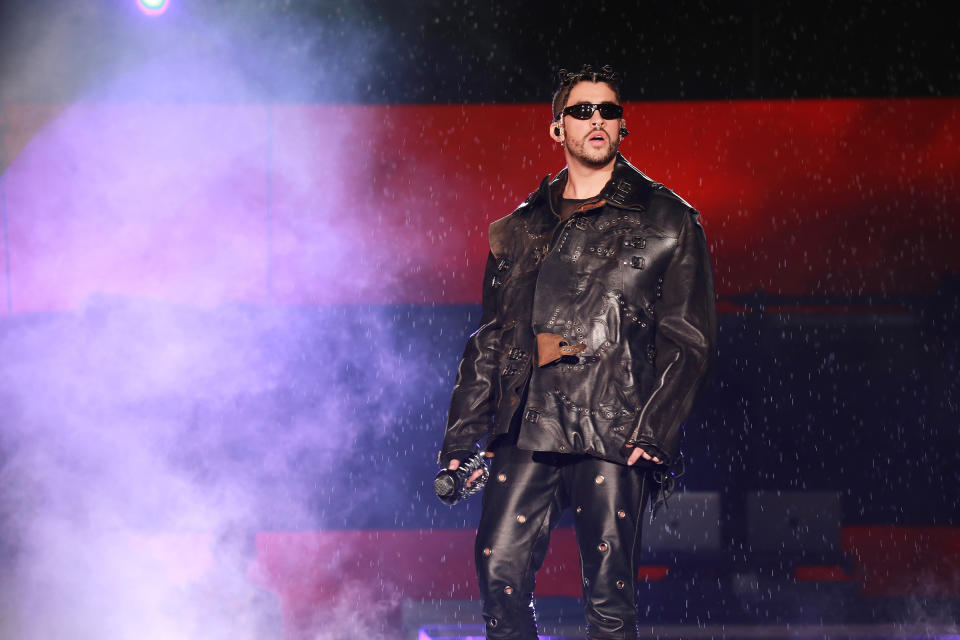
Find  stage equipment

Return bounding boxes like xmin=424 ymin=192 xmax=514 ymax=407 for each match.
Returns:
xmin=643 ymin=491 xmax=722 ymax=554
xmin=746 ymin=490 xmax=842 ymax=559
xmin=137 ymin=0 xmax=169 ymax=16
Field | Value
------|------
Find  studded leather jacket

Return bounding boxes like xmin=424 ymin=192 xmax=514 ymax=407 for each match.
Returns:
xmin=440 ymin=154 xmax=716 ymax=470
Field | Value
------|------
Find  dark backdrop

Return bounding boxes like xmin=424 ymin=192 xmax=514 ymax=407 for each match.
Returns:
xmin=1 ymin=0 xmax=958 ymax=105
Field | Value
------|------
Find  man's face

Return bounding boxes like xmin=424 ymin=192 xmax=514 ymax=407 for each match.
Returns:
xmin=560 ymin=81 xmax=622 ymax=168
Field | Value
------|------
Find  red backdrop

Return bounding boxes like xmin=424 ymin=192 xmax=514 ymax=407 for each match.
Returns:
xmin=1 ymin=98 xmax=958 ymax=313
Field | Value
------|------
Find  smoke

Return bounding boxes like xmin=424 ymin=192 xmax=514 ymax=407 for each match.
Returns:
xmin=0 ymin=301 xmax=420 ymax=639
xmin=0 ymin=2 xmax=431 ymax=639
xmin=900 ymin=568 xmax=960 ymax=637
xmin=0 ymin=1 xmax=386 ymax=105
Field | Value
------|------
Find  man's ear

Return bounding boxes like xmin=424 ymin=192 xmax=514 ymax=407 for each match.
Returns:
xmin=618 ymin=117 xmax=630 ymax=138
xmin=549 ymin=120 xmax=564 ymax=142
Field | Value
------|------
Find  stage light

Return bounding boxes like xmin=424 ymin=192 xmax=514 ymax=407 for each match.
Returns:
xmin=137 ymin=0 xmax=170 ymax=16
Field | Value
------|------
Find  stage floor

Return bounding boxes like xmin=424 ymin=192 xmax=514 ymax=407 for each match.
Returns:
xmin=404 ymin=598 xmax=960 ymax=640
xmin=416 ymin=625 xmax=960 ymax=640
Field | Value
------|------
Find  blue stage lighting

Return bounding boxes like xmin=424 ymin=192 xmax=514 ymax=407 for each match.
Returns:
xmin=137 ymin=0 xmax=169 ymax=16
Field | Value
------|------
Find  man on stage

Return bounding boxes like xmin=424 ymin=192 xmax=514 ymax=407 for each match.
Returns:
xmin=438 ymin=65 xmax=716 ymax=639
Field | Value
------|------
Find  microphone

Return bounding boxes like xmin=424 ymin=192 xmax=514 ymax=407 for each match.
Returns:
xmin=434 ymin=451 xmax=490 ymax=506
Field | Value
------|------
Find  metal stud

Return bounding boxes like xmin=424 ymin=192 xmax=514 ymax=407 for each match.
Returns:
xmin=616 ymin=580 xmax=625 ymax=590
xmin=576 ymin=506 xmax=583 ymax=514
xmin=483 ymin=547 xmax=493 ymax=557
xmin=595 ymin=474 xmax=605 ymax=485
xmin=598 ymin=542 xmax=609 ymax=552
xmin=617 ymin=509 xmax=627 ymax=519
xmin=504 ymin=586 xmax=514 ymax=595
xmin=517 ymin=514 xmax=527 ymax=524
xmin=497 ymin=473 xmax=507 ymax=483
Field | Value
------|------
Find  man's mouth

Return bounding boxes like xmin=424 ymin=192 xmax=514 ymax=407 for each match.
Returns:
xmin=589 ymin=132 xmax=607 ymax=144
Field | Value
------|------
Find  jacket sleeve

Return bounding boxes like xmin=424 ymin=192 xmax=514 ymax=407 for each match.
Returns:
xmin=438 ymin=251 xmax=503 ymax=466
xmin=628 ymin=208 xmax=716 ymax=463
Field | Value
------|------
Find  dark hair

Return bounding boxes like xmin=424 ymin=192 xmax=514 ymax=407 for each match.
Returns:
xmin=551 ymin=64 xmax=622 ymax=120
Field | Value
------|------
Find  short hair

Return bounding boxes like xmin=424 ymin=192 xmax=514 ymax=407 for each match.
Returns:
xmin=551 ymin=64 xmax=623 ymax=121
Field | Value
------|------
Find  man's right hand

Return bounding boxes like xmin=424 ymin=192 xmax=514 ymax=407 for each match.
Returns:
xmin=448 ymin=458 xmax=488 ymax=487
xmin=625 ymin=444 xmax=662 ymax=466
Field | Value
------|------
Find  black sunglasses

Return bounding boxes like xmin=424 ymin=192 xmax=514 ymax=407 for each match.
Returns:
xmin=561 ymin=102 xmax=624 ymax=120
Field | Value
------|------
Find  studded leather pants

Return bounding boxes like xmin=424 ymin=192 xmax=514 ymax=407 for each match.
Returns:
xmin=475 ymin=440 xmax=651 ymax=640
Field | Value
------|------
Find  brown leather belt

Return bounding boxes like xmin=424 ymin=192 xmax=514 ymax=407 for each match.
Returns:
xmin=536 ymin=332 xmax=587 ymax=367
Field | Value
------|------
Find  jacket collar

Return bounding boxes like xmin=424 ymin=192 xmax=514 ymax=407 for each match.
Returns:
xmin=538 ymin=153 xmax=652 ymax=213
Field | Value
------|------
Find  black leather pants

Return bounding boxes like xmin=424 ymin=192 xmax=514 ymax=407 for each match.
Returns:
xmin=475 ymin=440 xmax=651 ymax=640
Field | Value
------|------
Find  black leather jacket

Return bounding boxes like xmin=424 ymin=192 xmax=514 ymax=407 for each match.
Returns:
xmin=440 ymin=154 xmax=716 ymax=469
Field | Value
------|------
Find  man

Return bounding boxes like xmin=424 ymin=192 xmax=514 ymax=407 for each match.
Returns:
xmin=438 ymin=65 xmax=716 ymax=639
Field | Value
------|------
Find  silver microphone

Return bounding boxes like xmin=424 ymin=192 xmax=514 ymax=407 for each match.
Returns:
xmin=434 ymin=452 xmax=490 ymax=506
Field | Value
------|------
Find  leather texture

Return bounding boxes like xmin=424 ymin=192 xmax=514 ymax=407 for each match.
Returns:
xmin=476 ymin=440 xmax=650 ymax=639
xmin=440 ymin=154 xmax=716 ymax=468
